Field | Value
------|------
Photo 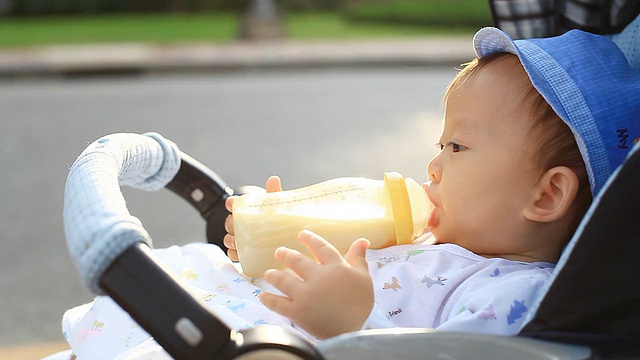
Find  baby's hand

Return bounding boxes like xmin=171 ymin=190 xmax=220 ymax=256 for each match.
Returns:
xmin=222 ymin=196 xmax=240 ymax=261
xmin=223 ymin=176 xmax=283 ymax=261
xmin=260 ymin=230 xmax=373 ymax=339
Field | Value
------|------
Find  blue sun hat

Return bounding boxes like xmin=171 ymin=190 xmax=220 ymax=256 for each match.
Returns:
xmin=473 ymin=27 xmax=640 ymax=196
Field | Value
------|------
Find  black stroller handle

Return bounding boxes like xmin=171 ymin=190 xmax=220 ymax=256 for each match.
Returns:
xmin=100 ymin=243 xmax=234 ymax=359
xmin=165 ymin=151 xmax=234 ymax=248
xmin=64 ymin=132 xmax=323 ymax=360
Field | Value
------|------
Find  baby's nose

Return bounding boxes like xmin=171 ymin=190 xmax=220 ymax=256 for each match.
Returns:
xmin=426 ymin=153 xmax=442 ymax=183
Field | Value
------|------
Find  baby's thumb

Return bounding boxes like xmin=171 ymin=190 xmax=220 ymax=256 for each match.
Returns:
xmin=346 ymin=238 xmax=370 ymax=270
xmin=265 ymin=175 xmax=283 ymax=193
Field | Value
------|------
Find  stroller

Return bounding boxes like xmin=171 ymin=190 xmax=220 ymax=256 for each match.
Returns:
xmin=58 ymin=131 xmax=640 ymax=360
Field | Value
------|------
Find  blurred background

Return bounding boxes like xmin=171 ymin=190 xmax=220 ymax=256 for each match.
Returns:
xmin=0 ymin=0 xmax=489 ymax=46
xmin=0 ymin=0 xmax=490 ymax=357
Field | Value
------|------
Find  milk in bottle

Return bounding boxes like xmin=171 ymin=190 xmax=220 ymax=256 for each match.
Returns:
xmin=232 ymin=172 xmax=432 ymax=277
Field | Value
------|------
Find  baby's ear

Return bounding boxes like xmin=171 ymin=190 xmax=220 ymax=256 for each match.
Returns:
xmin=523 ymin=166 xmax=579 ymax=223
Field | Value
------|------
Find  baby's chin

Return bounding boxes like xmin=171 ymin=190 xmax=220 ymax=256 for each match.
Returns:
xmin=426 ymin=231 xmax=463 ymax=247
xmin=413 ymin=232 xmax=437 ymax=245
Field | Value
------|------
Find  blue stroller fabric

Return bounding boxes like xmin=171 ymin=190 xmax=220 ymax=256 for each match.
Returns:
xmin=520 ymin=142 xmax=640 ymax=355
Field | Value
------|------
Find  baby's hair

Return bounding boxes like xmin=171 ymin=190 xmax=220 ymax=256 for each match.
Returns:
xmin=444 ymin=52 xmax=592 ymax=239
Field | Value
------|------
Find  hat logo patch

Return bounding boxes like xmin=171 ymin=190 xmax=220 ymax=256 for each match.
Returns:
xmin=617 ymin=128 xmax=630 ymax=150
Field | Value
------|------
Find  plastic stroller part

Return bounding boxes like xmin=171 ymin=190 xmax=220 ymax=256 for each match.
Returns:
xmin=64 ymin=133 xmax=323 ymax=360
xmin=165 ymin=151 xmax=234 ymax=249
xmin=317 ymin=329 xmax=591 ymax=360
xmin=488 ymin=0 xmax=640 ymax=39
xmin=100 ymin=243 xmax=232 ymax=358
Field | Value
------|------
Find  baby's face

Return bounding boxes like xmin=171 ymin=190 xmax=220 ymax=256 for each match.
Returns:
xmin=425 ymin=56 xmax=544 ymax=260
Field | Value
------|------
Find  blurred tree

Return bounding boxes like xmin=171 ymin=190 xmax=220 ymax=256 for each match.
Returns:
xmin=280 ymin=0 xmax=345 ymax=10
xmin=167 ymin=0 xmax=186 ymax=12
xmin=0 ymin=0 xmax=12 ymax=15
xmin=239 ymin=0 xmax=285 ymax=40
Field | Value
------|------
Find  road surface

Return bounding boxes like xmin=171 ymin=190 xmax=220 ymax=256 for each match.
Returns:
xmin=0 ymin=66 xmax=455 ymax=346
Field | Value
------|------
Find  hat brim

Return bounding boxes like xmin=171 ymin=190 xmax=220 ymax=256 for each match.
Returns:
xmin=473 ymin=27 xmax=519 ymax=59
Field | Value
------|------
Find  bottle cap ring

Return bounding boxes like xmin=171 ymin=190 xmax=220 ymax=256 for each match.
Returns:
xmin=383 ymin=172 xmax=414 ymax=245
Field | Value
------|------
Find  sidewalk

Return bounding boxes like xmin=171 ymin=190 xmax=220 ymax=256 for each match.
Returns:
xmin=0 ymin=341 xmax=69 ymax=360
xmin=0 ymin=36 xmax=474 ymax=78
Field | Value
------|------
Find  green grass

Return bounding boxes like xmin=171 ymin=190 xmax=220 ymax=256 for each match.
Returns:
xmin=0 ymin=13 xmax=237 ymax=47
xmin=286 ymin=12 xmax=472 ymax=39
xmin=0 ymin=12 xmax=474 ymax=48
xmin=345 ymin=0 xmax=491 ymax=28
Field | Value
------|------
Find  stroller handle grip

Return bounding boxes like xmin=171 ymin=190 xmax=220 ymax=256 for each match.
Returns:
xmin=64 ymin=132 xmax=181 ymax=295
xmin=165 ymin=152 xmax=234 ymax=248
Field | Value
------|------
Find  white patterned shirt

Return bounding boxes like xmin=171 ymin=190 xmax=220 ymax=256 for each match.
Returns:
xmin=62 ymin=241 xmax=554 ymax=359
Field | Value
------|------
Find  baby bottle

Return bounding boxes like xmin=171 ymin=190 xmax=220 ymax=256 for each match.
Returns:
xmin=232 ymin=172 xmax=432 ymax=277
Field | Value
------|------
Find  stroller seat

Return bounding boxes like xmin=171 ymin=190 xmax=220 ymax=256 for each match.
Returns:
xmin=60 ymin=132 xmax=640 ymax=359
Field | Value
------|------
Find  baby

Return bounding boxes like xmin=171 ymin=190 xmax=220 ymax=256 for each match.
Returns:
xmin=61 ymin=27 xmax=640 ymax=359
xmin=224 ymin=27 xmax=640 ymax=338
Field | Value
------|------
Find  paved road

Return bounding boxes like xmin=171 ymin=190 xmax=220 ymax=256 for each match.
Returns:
xmin=0 ymin=66 xmax=455 ymax=347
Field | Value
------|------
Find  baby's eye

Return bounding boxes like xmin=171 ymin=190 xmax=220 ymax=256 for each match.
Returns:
xmin=436 ymin=142 xmax=466 ymax=153
xmin=437 ymin=142 xmax=465 ymax=152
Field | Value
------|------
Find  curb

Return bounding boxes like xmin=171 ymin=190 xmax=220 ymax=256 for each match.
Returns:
xmin=0 ymin=37 xmax=474 ymax=78
xmin=0 ymin=341 xmax=69 ymax=360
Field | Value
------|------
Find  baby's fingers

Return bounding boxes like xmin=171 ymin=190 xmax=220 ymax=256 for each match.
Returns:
xmin=225 ymin=195 xmax=236 ymax=212
xmin=346 ymin=238 xmax=370 ymax=270
xmin=273 ymin=246 xmax=317 ymax=279
xmin=223 ymin=234 xmax=239 ymax=261
xmin=265 ymin=175 xmax=282 ymax=193
xmin=224 ymin=213 xmax=234 ymax=235
xmin=260 ymin=290 xmax=294 ymax=319
xmin=299 ymin=230 xmax=344 ymax=265
xmin=261 ymin=268 xmax=307 ymax=319
xmin=226 ymin=249 xmax=239 ymax=262
xmin=263 ymin=268 xmax=303 ymax=299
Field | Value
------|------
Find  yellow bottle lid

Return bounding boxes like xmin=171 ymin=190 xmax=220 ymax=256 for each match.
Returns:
xmin=383 ymin=172 xmax=414 ymax=245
